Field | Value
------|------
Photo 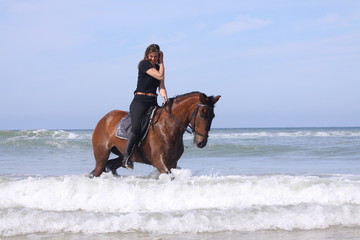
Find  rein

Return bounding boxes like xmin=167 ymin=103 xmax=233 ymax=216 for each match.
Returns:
xmin=160 ymin=101 xmax=213 ymax=138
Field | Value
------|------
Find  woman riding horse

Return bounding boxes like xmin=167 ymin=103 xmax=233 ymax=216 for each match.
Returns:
xmin=91 ymin=91 xmax=220 ymax=178
xmin=91 ymin=45 xmax=221 ymax=178
xmin=124 ymin=44 xmax=168 ymax=169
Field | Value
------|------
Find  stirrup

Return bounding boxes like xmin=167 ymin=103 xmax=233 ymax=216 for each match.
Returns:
xmin=122 ymin=157 xmax=134 ymax=170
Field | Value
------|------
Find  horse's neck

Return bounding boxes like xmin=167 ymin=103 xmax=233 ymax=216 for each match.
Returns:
xmin=171 ymin=97 xmax=197 ymax=126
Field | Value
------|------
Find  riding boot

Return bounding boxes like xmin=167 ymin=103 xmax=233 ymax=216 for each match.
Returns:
xmin=122 ymin=132 xmax=137 ymax=169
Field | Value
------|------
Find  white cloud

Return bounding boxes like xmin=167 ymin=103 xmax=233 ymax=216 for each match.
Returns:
xmin=214 ymin=16 xmax=271 ymax=35
xmin=299 ymin=13 xmax=360 ymax=30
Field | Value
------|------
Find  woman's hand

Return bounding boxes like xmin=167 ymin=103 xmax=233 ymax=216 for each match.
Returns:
xmin=159 ymin=83 xmax=168 ymax=104
xmin=162 ymin=95 xmax=168 ymax=104
xmin=146 ymin=51 xmax=165 ymax=81
xmin=158 ymin=51 xmax=164 ymax=64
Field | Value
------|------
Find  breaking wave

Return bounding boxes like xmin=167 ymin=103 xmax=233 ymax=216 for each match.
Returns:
xmin=1 ymin=170 xmax=360 ymax=236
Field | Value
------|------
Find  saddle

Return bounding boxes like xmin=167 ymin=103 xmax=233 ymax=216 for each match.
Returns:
xmin=115 ymin=106 xmax=157 ymax=144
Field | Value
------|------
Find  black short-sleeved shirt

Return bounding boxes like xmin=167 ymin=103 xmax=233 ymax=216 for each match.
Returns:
xmin=135 ymin=60 xmax=160 ymax=94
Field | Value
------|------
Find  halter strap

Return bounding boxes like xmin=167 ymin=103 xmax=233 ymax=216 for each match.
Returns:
xmin=161 ymin=102 xmax=213 ymax=138
xmin=189 ymin=104 xmax=213 ymax=138
xmin=162 ymin=105 xmax=192 ymax=134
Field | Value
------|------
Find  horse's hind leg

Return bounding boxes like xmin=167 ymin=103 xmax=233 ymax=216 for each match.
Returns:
xmin=103 ymin=146 xmax=124 ymax=176
xmin=104 ymin=156 xmax=123 ymax=176
xmin=91 ymin=147 xmax=110 ymax=177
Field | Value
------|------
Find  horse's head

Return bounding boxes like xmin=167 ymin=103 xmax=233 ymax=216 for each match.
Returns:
xmin=190 ymin=94 xmax=221 ymax=148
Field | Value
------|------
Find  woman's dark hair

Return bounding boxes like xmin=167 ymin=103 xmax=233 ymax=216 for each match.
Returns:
xmin=139 ymin=44 xmax=160 ymax=66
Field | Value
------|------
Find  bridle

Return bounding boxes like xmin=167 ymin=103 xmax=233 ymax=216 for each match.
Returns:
xmin=188 ymin=103 xmax=215 ymax=138
xmin=160 ymin=101 xmax=214 ymax=138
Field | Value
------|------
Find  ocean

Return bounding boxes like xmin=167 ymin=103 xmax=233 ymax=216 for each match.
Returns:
xmin=1 ymin=127 xmax=360 ymax=240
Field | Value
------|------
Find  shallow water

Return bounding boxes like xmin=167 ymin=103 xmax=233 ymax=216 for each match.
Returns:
xmin=1 ymin=127 xmax=360 ymax=239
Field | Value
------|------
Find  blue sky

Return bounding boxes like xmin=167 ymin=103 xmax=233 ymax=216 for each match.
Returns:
xmin=1 ymin=0 xmax=359 ymax=130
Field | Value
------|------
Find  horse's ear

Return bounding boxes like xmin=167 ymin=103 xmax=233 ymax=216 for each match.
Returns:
xmin=212 ymin=95 xmax=221 ymax=104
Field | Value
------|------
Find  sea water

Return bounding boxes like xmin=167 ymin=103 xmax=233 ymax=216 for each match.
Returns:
xmin=1 ymin=127 xmax=360 ymax=239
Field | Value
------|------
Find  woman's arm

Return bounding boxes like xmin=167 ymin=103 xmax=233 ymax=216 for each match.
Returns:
xmin=146 ymin=51 xmax=164 ymax=80
xmin=146 ymin=65 xmax=164 ymax=80
xmin=158 ymin=51 xmax=167 ymax=103
xmin=159 ymin=80 xmax=168 ymax=104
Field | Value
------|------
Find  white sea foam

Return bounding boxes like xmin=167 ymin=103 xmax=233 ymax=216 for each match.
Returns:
xmin=208 ymin=130 xmax=360 ymax=139
xmin=1 ymin=170 xmax=360 ymax=236
xmin=1 ymin=128 xmax=360 ymax=236
xmin=2 ymin=129 xmax=359 ymax=144
xmin=1 ymin=130 xmax=74 ymax=144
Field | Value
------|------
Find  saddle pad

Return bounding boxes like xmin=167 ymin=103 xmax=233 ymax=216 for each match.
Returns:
xmin=115 ymin=114 xmax=131 ymax=139
xmin=115 ymin=107 xmax=157 ymax=141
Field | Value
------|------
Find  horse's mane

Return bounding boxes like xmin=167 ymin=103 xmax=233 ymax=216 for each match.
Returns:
xmin=173 ymin=91 xmax=205 ymax=100
xmin=164 ymin=91 xmax=214 ymax=113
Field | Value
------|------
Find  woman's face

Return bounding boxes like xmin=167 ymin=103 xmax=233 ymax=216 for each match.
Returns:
xmin=147 ymin=51 xmax=159 ymax=65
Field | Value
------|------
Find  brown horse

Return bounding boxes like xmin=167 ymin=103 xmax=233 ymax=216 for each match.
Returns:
xmin=90 ymin=91 xmax=221 ymax=178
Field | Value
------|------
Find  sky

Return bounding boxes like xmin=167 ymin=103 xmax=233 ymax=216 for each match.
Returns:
xmin=1 ymin=0 xmax=359 ymax=130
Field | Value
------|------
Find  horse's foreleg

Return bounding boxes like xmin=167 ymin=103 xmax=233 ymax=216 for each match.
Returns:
xmin=167 ymin=169 xmax=175 ymax=181
xmin=155 ymin=157 xmax=175 ymax=180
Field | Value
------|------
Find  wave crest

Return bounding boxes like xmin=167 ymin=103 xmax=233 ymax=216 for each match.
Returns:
xmin=1 ymin=172 xmax=360 ymax=236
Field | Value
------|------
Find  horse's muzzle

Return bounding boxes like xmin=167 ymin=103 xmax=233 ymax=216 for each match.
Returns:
xmin=196 ymin=141 xmax=207 ymax=148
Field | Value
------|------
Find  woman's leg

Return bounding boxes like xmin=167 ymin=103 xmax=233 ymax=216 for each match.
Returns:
xmin=122 ymin=98 xmax=148 ymax=169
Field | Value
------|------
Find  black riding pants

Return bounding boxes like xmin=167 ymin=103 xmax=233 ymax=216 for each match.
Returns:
xmin=129 ymin=95 xmax=158 ymax=136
